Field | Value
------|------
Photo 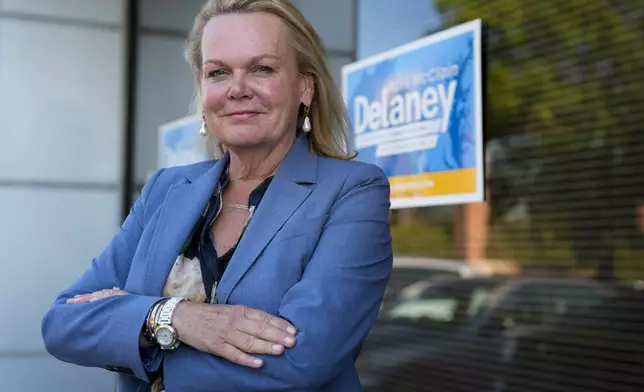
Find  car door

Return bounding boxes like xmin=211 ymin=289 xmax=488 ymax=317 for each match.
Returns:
xmin=475 ymin=281 xmax=563 ymax=391
xmin=491 ymin=280 xmax=608 ymax=391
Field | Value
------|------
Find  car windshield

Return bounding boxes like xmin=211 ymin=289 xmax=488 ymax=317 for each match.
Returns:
xmin=379 ymin=280 xmax=497 ymax=326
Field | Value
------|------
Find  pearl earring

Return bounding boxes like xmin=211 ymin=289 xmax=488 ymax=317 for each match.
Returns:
xmin=302 ymin=105 xmax=311 ymax=133
xmin=199 ymin=113 xmax=208 ymax=136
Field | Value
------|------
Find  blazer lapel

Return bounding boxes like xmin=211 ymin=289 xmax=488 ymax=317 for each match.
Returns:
xmin=144 ymin=155 xmax=229 ymax=295
xmin=218 ymin=135 xmax=318 ymax=304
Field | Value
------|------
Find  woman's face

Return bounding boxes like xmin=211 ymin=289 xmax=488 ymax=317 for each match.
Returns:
xmin=200 ymin=12 xmax=313 ymax=150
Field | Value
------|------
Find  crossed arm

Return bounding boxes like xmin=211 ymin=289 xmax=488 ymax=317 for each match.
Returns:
xmin=41 ymin=165 xmax=393 ymax=391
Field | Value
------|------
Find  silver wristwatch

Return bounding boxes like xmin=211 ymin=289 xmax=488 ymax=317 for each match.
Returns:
xmin=154 ymin=297 xmax=184 ymax=351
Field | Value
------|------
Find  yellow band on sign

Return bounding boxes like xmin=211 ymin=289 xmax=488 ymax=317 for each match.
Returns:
xmin=389 ymin=168 xmax=477 ymax=199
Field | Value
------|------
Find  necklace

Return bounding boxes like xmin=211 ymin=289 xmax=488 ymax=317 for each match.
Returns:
xmin=228 ymin=203 xmax=249 ymax=210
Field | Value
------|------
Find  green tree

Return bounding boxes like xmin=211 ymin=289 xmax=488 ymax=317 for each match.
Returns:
xmin=432 ymin=0 xmax=644 ymax=278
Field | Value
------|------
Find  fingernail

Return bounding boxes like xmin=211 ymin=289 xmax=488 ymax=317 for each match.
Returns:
xmin=285 ymin=336 xmax=295 ymax=346
xmin=272 ymin=344 xmax=283 ymax=353
xmin=89 ymin=297 xmax=98 ymax=302
xmin=287 ymin=326 xmax=296 ymax=335
xmin=74 ymin=295 xmax=81 ymax=298
xmin=254 ymin=359 xmax=263 ymax=367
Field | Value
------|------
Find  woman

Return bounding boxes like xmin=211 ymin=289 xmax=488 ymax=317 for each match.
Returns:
xmin=41 ymin=0 xmax=393 ymax=391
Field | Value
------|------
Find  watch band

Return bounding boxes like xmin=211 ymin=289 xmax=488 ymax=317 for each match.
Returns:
xmin=154 ymin=297 xmax=185 ymax=351
xmin=157 ymin=297 xmax=184 ymax=326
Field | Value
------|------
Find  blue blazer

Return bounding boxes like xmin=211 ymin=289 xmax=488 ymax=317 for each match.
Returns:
xmin=41 ymin=135 xmax=393 ymax=392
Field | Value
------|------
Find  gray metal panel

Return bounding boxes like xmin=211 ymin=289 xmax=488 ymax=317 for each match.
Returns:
xmin=0 ymin=187 xmax=120 ymax=353
xmin=139 ymin=0 xmax=205 ymax=32
xmin=0 ymin=0 xmax=122 ymax=25
xmin=0 ymin=19 xmax=124 ymax=184
xmin=292 ymin=0 xmax=355 ymax=54
xmin=356 ymin=0 xmax=441 ymax=59
xmin=134 ymin=35 xmax=197 ymax=183
xmin=0 ymin=356 xmax=116 ymax=392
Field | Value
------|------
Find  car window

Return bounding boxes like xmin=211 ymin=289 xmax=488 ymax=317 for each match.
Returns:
xmin=381 ymin=282 xmax=495 ymax=326
xmin=547 ymin=283 xmax=605 ymax=315
xmin=380 ymin=268 xmax=461 ymax=311
xmin=489 ymin=284 xmax=552 ymax=328
xmin=466 ymin=287 xmax=492 ymax=317
xmin=387 ymin=297 xmax=459 ymax=322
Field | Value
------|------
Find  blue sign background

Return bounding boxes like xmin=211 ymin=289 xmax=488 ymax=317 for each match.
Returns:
xmin=344 ymin=30 xmax=478 ymax=178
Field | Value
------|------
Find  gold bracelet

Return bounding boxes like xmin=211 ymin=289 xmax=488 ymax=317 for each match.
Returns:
xmin=142 ymin=306 xmax=156 ymax=343
xmin=143 ymin=304 xmax=158 ymax=341
xmin=148 ymin=301 xmax=162 ymax=333
xmin=146 ymin=299 xmax=167 ymax=340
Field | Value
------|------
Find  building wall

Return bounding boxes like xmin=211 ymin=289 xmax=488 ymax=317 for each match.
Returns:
xmin=0 ymin=1 xmax=125 ymax=391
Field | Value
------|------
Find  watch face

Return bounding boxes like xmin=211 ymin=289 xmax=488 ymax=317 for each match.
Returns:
xmin=156 ymin=327 xmax=174 ymax=346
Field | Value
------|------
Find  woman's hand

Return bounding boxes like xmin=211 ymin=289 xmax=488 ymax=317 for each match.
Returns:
xmin=65 ymin=287 xmax=127 ymax=304
xmin=173 ymin=301 xmax=297 ymax=368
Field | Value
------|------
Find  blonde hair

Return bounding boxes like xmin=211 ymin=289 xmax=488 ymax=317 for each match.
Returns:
xmin=184 ymin=0 xmax=354 ymax=160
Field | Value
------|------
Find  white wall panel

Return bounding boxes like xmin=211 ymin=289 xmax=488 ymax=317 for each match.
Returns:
xmin=140 ymin=0 xmax=205 ymax=31
xmin=0 ymin=356 xmax=115 ymax=392
xmin=1 ymin=0 xmax=122 ymax=25
xmin=292 ymin=0 xmax=355 ymax=53
xmin=135 ymin=36 xmax=197 ymax=183
xmin=0 ymin=20 xmax=124 ymax=183
xmin=0 ymin=188 xmax=120 ymax=352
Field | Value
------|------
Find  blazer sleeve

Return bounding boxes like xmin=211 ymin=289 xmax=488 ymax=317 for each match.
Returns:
xmin=41 ymin=168 xmax=167 ymax=382
xmin=165 ymin=163 xmax=393 ymax=391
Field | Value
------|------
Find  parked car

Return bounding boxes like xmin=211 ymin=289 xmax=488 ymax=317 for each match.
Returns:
xmin=503 ymin=292 xmax=644 ymax=391
xmin=358 ymin=276 xmax=644 ymax=392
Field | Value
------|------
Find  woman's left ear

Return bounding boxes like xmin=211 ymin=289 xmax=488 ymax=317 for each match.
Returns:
xmin=300 ymin=73 xmax=315 ymax=107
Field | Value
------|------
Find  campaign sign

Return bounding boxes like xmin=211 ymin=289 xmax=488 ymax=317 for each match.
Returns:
xmin=158 ymin=115 xmax=208 ymax=170
xmin=342 ymin=19 xmax=485 ymax=209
